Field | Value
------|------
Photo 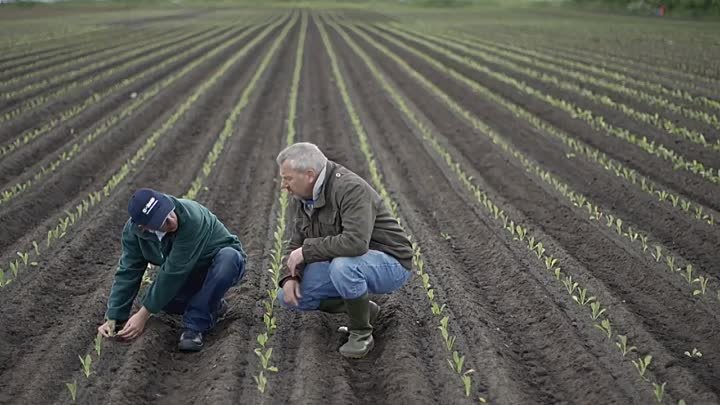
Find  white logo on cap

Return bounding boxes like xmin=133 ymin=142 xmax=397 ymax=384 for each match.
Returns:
xmin=142 ymin=197 xmax=158 ymax=215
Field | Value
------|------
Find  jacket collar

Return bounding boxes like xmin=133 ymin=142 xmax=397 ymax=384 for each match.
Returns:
xmin=311 ymin=161 xmax=339 ymax=210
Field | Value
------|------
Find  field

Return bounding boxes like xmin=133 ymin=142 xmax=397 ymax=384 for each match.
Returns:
xmin=0 ymin=3 xmax=719 ymax=405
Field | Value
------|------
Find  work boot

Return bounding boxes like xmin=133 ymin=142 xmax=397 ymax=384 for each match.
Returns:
xmin=178 ymin=329 xmax=204 ymax=352
xmin=337 ymin=300 xmax=379 ymax=334
xmin=318 ymin=298 xmax=346 ymax=314
xmin=339 ymin=293 xmax=374 ymax=359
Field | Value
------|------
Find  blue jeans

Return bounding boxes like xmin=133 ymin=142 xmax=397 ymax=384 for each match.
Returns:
xmin=278 ymin=250 xmax=412 ymax=311
xmin=163 ymin=247 xmax=246 ymax=332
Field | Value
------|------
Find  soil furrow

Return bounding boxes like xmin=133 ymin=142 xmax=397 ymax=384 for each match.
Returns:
xmin=0 ymin=18 xmax=289 ymax=405
xmin=344 ymin=21 xmax=720 ymax=400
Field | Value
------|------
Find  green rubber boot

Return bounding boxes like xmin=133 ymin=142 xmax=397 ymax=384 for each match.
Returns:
xmin=339 ymin=293 xmax=375 ymax=359
xmin=337 ymin=300 xmax=379 ymax=334
xmin=318 ymin=298 xmax=347 ymax=314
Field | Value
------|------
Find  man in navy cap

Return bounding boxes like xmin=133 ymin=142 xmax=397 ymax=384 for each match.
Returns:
xmin=97 ymin=188 xmax=247 ymax=352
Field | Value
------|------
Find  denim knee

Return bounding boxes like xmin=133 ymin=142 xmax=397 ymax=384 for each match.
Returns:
xmin=211 ymin=247 xmax=245 ymax=282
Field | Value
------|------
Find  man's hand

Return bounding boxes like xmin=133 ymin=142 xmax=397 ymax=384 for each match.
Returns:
xmin=286 ymin=247 xmax=304 ymax=277
xmin=116 ymin=307 xmax=151 ymax=340
xmin=97 ymin=319 xmax=117 ymax=338
xmin=282 ymin=278 xmax=302 ymax=307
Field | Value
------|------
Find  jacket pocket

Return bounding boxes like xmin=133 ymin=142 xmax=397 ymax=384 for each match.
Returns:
xmin=317 ymin=209 xmax=340 ymax=236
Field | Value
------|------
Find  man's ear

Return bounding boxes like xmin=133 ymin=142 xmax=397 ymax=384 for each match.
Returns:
xmin=306 ymin=169 xmax=316 ymax=181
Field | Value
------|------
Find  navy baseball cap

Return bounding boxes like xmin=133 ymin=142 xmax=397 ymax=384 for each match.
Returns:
xmin=127 ymin=188 xmax=174 ymax=230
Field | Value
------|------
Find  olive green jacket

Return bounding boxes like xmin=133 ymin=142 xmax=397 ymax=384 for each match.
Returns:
xmin=281 ymin=161 xmax=413 ymax=285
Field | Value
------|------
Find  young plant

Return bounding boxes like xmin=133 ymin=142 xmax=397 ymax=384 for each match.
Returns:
xmin=651 ymin=246 xmax=663 ymax=262
xmin=515 ymin=225 xmax=527 ymax=241
xmin=94 ymin=333 xmax=103 ymax=357
xmin=79 ymin=354 xmax=92 ymax=378
xmin=639 ymin=235 xmax=648 ymax=252
xmin=653 ymin=381 xmax=666 ymax=403
xmin=17 ymin=251 xmax=29 ymax=266
xmin=254 ymin=347 xmax=278 ymax=372
xmin=431 ymin=302 xmax=446 ymax=316
xmin=594 ymin=319 xmax=612 ymax=338
xmin=263 ymin=313 xmax=276 ymax=334
xmin=692 ymin=276 xmax=710 ymax=295
xmin=682 ymin=264 xmax=695 ymax=283
xmin=615 ymin=335 xmax=637 ymax=357
xmin=684 ymin=348 xmax=702 ymax=359
xmin=257 ymin=332 xmax=268 ymax=349
xmin=66 ymin=380 xmax=78 ymax=403
xmin=562 ymin=275 xmax=578 ymax=295
xmin=534 ymin=243 xmax=545 ymax=259
xmin=631 ymin=355 xmax=652 ymax=380
xmin=462 ymin=369 xmax=475 ymax=397
xmin=254 ymin=371 xmax=268 ymax=393
xmin=666 ymin=256 xmax=676 ymax=272
xmin=447 ymin=350 xmax=465 ymax=374
xmin=544 ymin=256 xmax=557 ymax=271
xmin=572 ymin=287 xmax=595 ymax=306
xmin=33 ymin=241 xmax=39 ymax=256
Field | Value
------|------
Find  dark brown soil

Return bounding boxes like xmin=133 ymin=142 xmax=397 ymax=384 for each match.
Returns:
xmin=0 ymin=8 xmax=718 ymax=405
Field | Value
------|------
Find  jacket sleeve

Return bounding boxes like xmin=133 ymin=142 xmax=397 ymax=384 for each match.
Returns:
xmin=105 ymin=223 xmax=148 ymax=322
xmin=302 ymin=183 xmax=374 ymax=263
xmin=141 ymin=228 xmax=207 ymax=314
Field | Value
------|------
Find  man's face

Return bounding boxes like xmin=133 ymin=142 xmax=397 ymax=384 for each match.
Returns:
xmin=137 ymin=211 xmax=178 ymax=233
xmin=280 ymin=161 xmax=316 ymax=200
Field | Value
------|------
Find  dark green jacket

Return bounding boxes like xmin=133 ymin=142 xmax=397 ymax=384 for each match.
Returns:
xmin=106 ymin=196 xmax=245 ymax=321
xmin=282 ymin=161 xmax=413 ymax=283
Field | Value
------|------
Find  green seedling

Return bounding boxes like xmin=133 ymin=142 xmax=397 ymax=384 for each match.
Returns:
xmin=33 ymin=241 xmax=39 ymax=256
xmin=594 ymin=319 xmax=612 ymax=339
xmin=554 ymin=267 xmax=562 ymax=280
xmin=562 ymin=275 xmax=578 ymax=295
xmin=682 ymin=264 xmax=694 ymax=283
xmin=440 ymin=232 xmax=451 ymax=241
xmin=66 ymin=380 xmax=77 ymax=402
xmin=462 ymin=369 xmax=475 ymax=397
xmin=9 ymin=260 xmax=19 ymax=277
xmin=427 ymin=289 xmax=435 ymax=301
xmin=94 ymin=333 xmax=103 ymax=357
xmin=605 ymin=214 xmax=615 ymax=228
xmin=448 ymin=350 xmax=465 ymax=374
xmin=257 ymin=333 xmax=268 ymax=348
xmin=263 ymin=314 xmax=276 ymax=334
xmin=615 ymin=335 xmax=637 ymax=357
xmin=666 ymin=256 xmax=676 ymax=272
xmin=431 ymin=302 xmax=446 ymax=316
xmin=79 ymin=354 xmax=92 ymax=378
xmin=651 ymin=245 xmax=663 ymax=262
xmin=254 ymin=371 xmax=268 ymax=393
xmin=515 ymin=225 xmax=526 ymax=241
xmin=572 ymin=287 xmax=595 ymax=306
xmin=422 ymin=273 xmax=431 ymax=290
xmin=590 ymin=302 xmax=604 ymax=320
xmin=639 ymin=235 xmax=648 ymax=252
xmin=254 ymin=347 xmax=277 ymax=371
xmin=684 ymin=348 xmax=702 ymax=359
xmin=631 ymin=355 xmax=652 ymax=380
xmin=544 ymin=256 xmax=557 ymax=271
xmin=534 ymin=243 xmax=545 ymax=259
xmin=615 ymin=218 xmax=623 ymax=235
xmin=653 ymin=382 xmax=666 ymax=403
xmin=692 ymin=276 xmax=710 ymax=295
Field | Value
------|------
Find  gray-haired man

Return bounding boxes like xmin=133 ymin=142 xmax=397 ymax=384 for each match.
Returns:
xmin=276 ymin=142 xmax=413 ymax=358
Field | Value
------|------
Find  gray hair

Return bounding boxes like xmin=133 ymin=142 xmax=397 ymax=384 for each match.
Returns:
xmin=276 ymin=142 xmax=327 ymax=172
